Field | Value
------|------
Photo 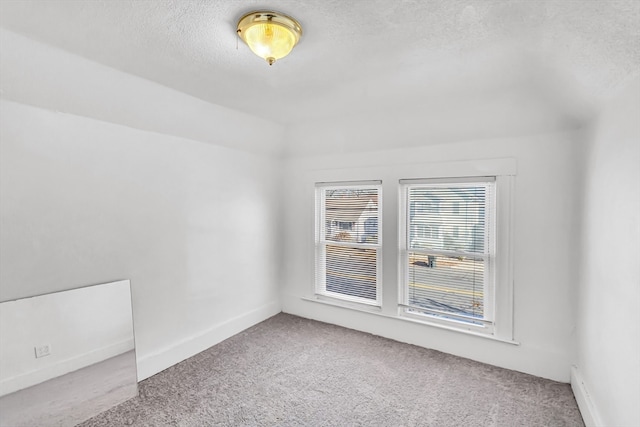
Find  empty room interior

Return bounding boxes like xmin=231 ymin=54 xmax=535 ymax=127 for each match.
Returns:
xmin=0 ymin=1 xmax=638 ymax=426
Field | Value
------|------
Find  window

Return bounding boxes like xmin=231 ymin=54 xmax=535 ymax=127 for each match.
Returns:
xmin=399 ymin=177 xmax=496 ymax=332
xmin=453 ymin=201 xmax=460 ymax=215
xmin=315 ymin=182 xmax=382 ymax=305
xmin=308 ymin=159 xmax=514 ymax=340
xmin=338 ymin=221 xmax=354 ymax=231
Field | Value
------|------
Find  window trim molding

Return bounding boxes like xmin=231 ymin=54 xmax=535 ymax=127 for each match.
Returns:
xmin=305 ymin=158 xmax=516 ymax=343
xmin=493 ymin=174 xmax=515 ymax=340
xmin=398 ymin=176 xmax=500 ymax=336
xmin=397 ymin=174 xmax=514 ymax=340
xmin=314 ymin=181 xmax=383 ymax=306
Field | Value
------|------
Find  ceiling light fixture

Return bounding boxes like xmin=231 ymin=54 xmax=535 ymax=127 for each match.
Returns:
xmin=236 ymin=11 xmax=302 ymax=66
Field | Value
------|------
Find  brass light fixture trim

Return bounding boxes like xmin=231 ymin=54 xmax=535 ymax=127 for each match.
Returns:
xmin=236 ymin=10 xmax=303 ymax=66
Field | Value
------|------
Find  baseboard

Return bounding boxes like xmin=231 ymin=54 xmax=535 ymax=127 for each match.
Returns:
xmin=0 ymin=339 xmax=134 ymax=396
xmin=571 ymin=365 xmax=603 ymax=427
xmin=136 ymin=301 xmax=281 ymax=381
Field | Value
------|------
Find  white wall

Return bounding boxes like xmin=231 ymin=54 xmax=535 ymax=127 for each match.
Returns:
xmin=0 ymin=31 xmax=285 ymax=380
xmin=573 ymin=77 xmax=640 ymax=427
xmin=282 ymin=127 xmax=583 ymax=382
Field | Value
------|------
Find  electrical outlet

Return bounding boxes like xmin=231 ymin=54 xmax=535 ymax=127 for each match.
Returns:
xmin=34 ymin=344 xmax=51 ymax=358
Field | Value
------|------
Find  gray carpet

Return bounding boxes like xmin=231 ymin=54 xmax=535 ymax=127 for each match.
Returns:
xmin=80 ymin=313 xmax=584 ymax=426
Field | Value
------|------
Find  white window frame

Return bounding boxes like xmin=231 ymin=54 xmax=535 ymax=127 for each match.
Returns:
xmin=305 ymin=158 xmax=515 ymax=343
xmin=398 ymin=175 xmax=513 ymax=339
xmin=315 ymin=181 xmax=383 ymax=306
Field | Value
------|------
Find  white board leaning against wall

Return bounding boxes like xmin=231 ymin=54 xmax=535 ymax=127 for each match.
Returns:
xmin=0 ymin=279 xmax=138 ymax=427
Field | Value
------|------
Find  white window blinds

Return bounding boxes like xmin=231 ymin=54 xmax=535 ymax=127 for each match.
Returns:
xmin=315 ymin=182 xmax=381 ymax=305
xmin=400 ymin=178 xmax=496 ymax=327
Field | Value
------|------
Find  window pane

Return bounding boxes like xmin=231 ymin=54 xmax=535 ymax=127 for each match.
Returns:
xmin=316 ymin=183 xmax=381 ymax=305
xmin=324 ymin=188 xmax=379 ymax=244
xmin=409 ymin=186 xmax=487 ymax=253
xmin=407 ymin=252 xmax=485 ymax=320
xmin=324 ymin=245 xmax=377 ymax=301
xmin=403 ymin=180 xmax=494 ymax=326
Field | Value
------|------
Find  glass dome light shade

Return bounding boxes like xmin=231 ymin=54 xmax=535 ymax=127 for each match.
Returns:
xmin=237 ymin=11 xmax=302 ymax=66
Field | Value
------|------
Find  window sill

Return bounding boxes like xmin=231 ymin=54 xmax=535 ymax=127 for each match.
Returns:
xmin=301 ymin=296 xmax=520 ymax=346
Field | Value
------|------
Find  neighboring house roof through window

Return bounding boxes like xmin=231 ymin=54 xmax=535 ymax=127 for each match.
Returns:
xmin=325 ymin=196 xmax=378 ymax=224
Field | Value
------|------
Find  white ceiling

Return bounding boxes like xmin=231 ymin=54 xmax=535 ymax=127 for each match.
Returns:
xmin=0 ymin=0 xmax=638 ymax=126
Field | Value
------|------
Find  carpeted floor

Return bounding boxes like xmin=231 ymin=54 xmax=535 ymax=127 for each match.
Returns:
xmin=80 ymin=313 xmax=584 ymax=426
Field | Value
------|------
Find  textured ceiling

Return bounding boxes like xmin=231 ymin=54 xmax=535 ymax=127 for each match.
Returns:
xmin=0 ymin=0 xmax=638 ymax=125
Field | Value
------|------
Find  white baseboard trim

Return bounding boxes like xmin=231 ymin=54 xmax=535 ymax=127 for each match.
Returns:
xmin=0 ymin=339 xmax=134 ymax=396
xmin=571 ymin=365 xmax=603 ymax=427
xmin=136 ymin=301 xmax=281 ymax=381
